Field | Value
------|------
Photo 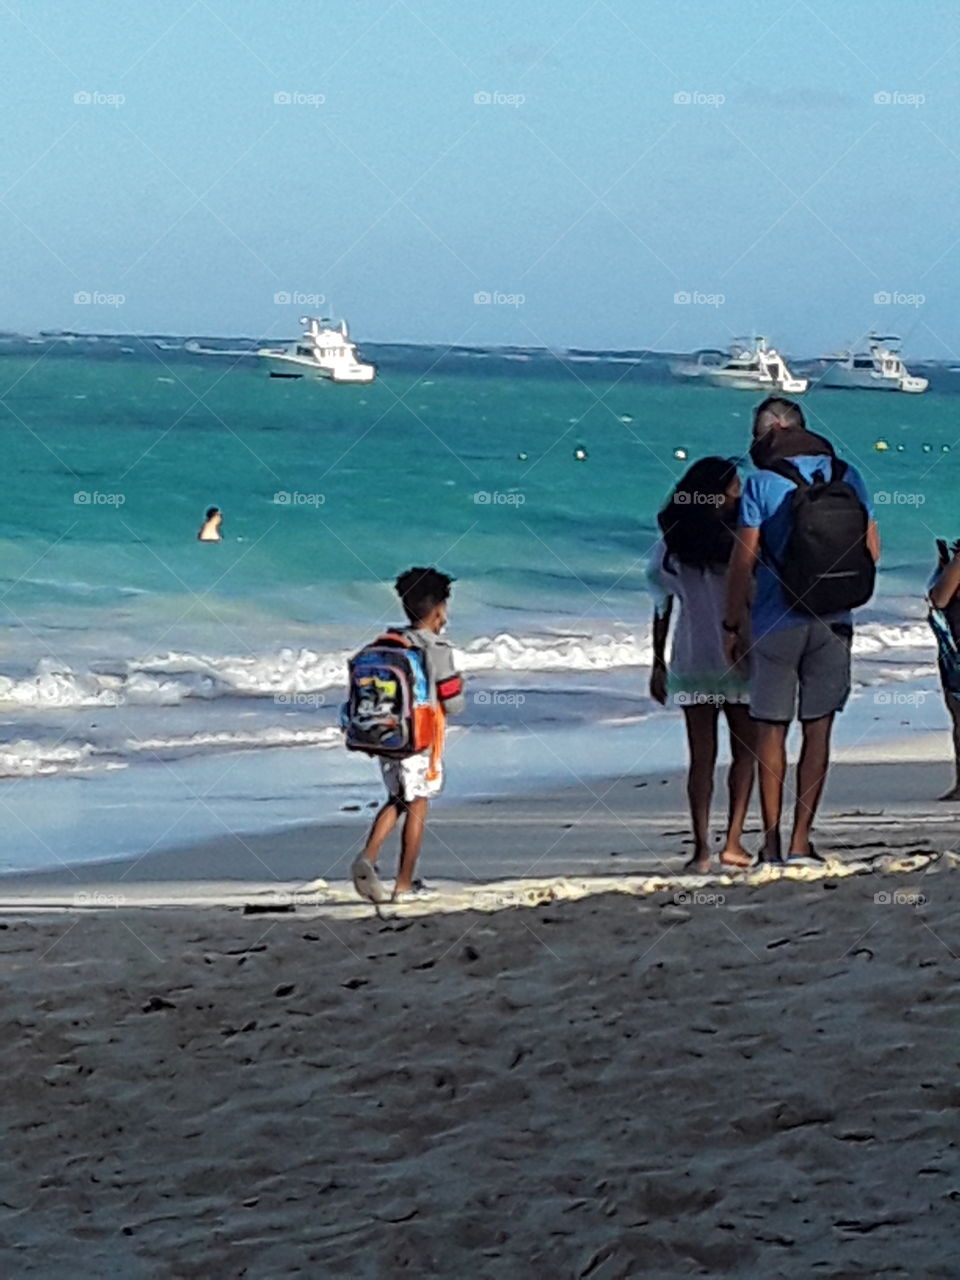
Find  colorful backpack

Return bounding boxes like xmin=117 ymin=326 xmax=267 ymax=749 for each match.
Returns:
xmin=342 ymin=632 xmax=438 ymax=759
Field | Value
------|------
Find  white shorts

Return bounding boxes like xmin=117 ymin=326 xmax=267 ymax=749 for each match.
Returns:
xmin=380 ymin=750 xmax=444 ymax=802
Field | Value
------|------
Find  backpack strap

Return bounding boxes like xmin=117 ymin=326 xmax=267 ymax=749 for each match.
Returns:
xmin=373 ymin=630 xmax=412 ymax=648
xmin=767 ymin=459 xmax=807 ymax=488
xmin=759 ymin=461 xmax=805 ymax=571
xmin=769 ymin=457 xmax=847 ymax=488
xmin=829 ymin=457 xmax=849 ymax=484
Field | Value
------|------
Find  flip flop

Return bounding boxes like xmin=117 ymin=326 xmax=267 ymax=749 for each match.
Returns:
xmin=719 ymin=859 xmax=752 ymax=874
xmin=785 ymin=843 xmax=825 ymax=869
xmin=351 ymin=856 xmax=389 ymax=904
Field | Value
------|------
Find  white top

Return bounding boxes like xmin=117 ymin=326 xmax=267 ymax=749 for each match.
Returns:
xmin=647 ymin=539 xmax=747 ymax=698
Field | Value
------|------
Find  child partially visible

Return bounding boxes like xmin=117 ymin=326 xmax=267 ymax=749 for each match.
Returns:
xmin=350 ymin=567 xmax=465 ymax=902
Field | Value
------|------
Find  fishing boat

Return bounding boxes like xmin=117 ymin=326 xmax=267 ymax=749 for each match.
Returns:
xmin=816 ymin=335 xmax=928 ymax=393
xmin=257 ymin=317 xmax=376 ymax=383
xmin=670 ymin=337 xmax=808 ymax=393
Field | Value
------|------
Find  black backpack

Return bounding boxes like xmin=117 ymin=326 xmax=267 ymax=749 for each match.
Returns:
xmin=765 ymin=458 xmax=875 ymax=616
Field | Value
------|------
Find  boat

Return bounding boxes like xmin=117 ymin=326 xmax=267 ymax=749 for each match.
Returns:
xmin=815 ymin=335 xmax=928 ymax=393
xmin=670 ymin=337 xmax=808 ymax=393
xmin=184 ymin=339 xmax=252 ymax=357
xmin=257 ymin=316 xmax=376 ymax=383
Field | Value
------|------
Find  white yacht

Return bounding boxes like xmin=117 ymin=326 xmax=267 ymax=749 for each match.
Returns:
xmin=816 ymin=335 xmax=928 ymax=393
xmin=670 ymin=337 xmax=808 ymax=393
xmin=258 ymin=317 xmax=376 ymax=383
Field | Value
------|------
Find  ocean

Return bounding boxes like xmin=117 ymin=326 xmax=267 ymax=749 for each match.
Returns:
xmin=0 ymin=346 xmax=954 ymax=871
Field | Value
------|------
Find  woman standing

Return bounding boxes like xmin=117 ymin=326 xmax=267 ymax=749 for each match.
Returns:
xmin=649 ymin=457 xmax=755 ymax=871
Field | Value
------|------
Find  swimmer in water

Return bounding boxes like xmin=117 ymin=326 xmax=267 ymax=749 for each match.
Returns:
xmin=198 ymin=506 xmax=223 ymax=542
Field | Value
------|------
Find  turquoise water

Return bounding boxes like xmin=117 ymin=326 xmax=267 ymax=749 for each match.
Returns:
xmin=0 ymin=353 xmax=953 ymax=867
xmin=2 ymin=357 xmax=953 ymax=642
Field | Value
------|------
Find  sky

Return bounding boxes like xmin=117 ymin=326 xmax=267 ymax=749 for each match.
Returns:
xmin=0 ymin=0 xmax=958 ymax=356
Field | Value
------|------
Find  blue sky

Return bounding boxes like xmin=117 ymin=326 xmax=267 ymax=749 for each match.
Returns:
xmin=1 ymin=0 xmax=958 ymax=355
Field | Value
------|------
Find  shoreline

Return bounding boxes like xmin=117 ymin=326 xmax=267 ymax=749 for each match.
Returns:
xmin=0 ymin=670 xmax=952 ymax=879
xmin=1 ymin=755 xmax=956 ymax=912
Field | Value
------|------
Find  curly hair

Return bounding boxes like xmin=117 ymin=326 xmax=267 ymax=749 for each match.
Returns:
xmin=395 ymin=566 xmax=455 ymax=623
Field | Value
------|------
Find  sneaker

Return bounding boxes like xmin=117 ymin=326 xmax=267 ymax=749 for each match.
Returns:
xmin=392 ymin=879 xmax=437 ymax=903
xmin=351 ymin=856 xmax=389 ymax=904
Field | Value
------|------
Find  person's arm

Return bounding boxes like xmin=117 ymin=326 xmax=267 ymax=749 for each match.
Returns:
xmin=430 ymin=639 xmax=466 ymax=714
xmin=650 ymin=596 xmax=673 ymax=705
xmin=847 ymin=464 xmax=880 ymax=565
xmin=866 ymin=521 xmax=880 ymax=564
xmin=930 ymin=549 xmax=960 ymax=609
xmin=724 ymin=528 xmax=760 ymax=665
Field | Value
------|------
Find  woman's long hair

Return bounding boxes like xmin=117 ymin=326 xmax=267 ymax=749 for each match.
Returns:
xmin=658 ymin=456 xmax=739 ymax=572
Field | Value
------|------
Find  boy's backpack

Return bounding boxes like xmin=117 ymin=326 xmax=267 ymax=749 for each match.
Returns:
xmin=342 ymin=632 xmax=437 ymax=759
xmin=766 ymin=458 xmax=875 ymax=616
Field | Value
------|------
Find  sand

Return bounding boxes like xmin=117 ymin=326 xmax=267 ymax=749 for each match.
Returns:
xmin=1 ymin=756 xmax=959 ymax=1276
xmin=1 ymin=867 xmax=957 ymax=1277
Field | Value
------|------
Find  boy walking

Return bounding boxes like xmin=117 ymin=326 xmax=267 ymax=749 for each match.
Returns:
xmin=724 ymin=398 xmax=880 ymax=865
xmin=349 ymin=567 xmax=465 ymax=902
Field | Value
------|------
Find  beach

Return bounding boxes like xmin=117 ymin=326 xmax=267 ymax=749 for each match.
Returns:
xmin=2 ymin=756 xmax=957 ymax=1277
xmin=6 ymin=2 xmax=960 ymax=1272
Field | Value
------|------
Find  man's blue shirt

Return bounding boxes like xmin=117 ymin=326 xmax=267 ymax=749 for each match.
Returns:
xmin=739 ymin=455 xmax=873 ymax=639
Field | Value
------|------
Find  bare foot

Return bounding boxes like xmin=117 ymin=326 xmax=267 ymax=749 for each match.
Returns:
xmin=719 ymin=845 xmax=752 ymax=869
xmin=681 ymin=857 xmax=710 ymax=873
xmin=681 ymin=846 xmax=711 ymax=873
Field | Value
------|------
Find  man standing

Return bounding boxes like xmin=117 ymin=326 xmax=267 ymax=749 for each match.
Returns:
xmin=724 ymin=398 xmax=880 ymax=865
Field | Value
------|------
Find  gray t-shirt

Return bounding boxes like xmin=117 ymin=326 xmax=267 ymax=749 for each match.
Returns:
xmin=401 ymin=627 xmax=466 ymax=714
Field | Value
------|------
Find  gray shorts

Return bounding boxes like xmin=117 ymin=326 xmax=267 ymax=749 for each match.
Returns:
xmin=750 ymin=620 xmax=853 ymax=723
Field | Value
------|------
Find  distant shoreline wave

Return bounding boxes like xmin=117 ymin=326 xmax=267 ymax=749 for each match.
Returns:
xmin=0 ymin=621 xmax=937 ymax=713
